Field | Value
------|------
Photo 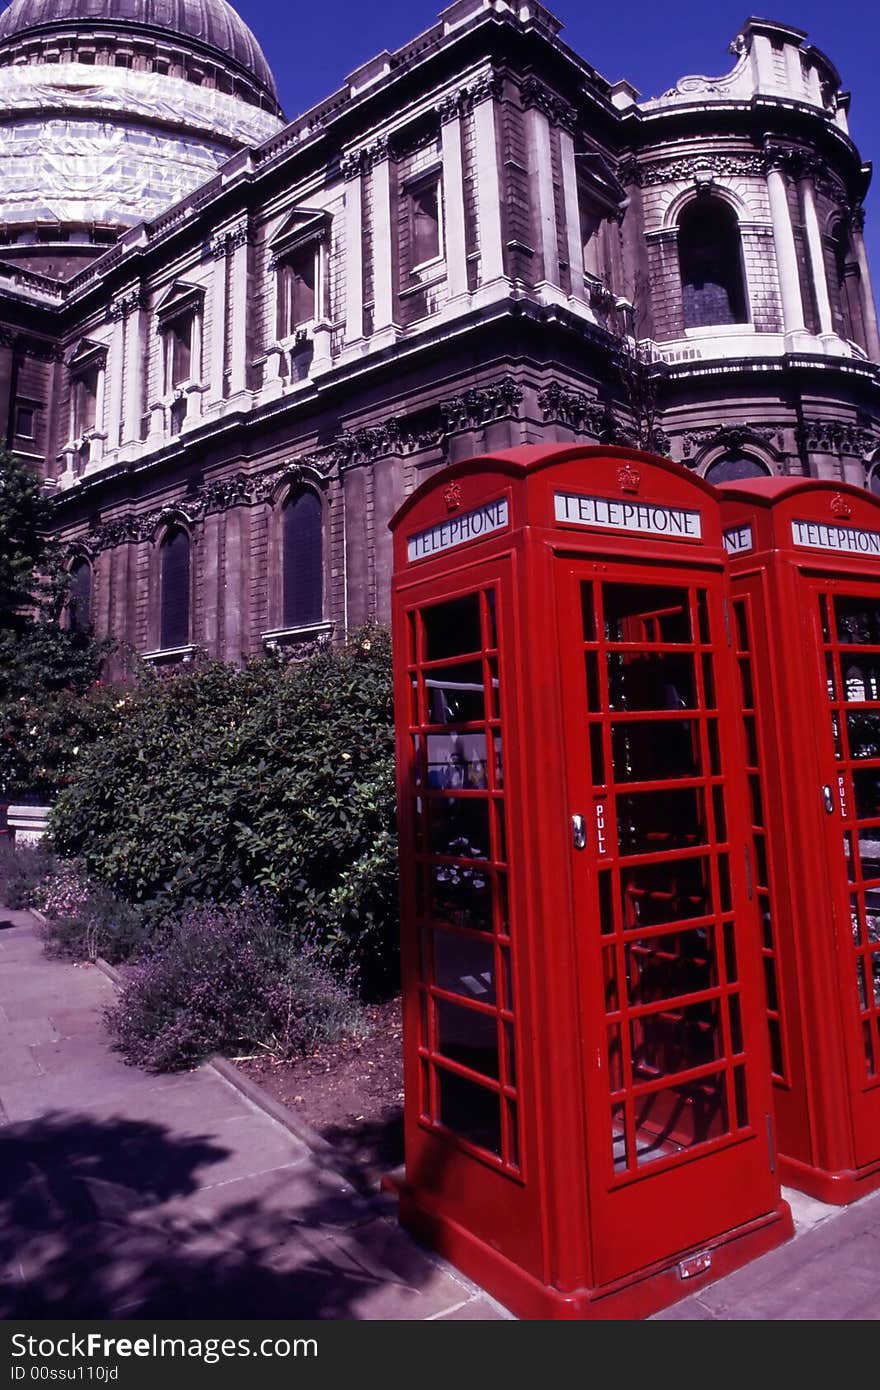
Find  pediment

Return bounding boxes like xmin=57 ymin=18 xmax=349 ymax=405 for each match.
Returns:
xmin=269 ymin=207 xmax=330 ymax=263
xmin=65 ymin=337 xmax=106 ymax=370
xmin=154 ymin=279 xmax=205 ymax=321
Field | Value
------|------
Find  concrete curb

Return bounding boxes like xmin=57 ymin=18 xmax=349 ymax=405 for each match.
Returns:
xmin=90 ymin=946 xmax=380 ymax=1195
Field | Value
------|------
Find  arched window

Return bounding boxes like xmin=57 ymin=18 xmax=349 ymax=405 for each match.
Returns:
xmin=68 ymin=558 xmax=92 ymax=632
xmin=704 ymin=454 xmax=770 ymax=485
xmin=282 ymin=490 xmax=322 ymax=628
xmin=160 ymin=526 xmax=191 ymax=649
xmin=678 ymin=198 xmax=748 ymax=329
xmin=868 ymin=464 xmax=880 ymax=499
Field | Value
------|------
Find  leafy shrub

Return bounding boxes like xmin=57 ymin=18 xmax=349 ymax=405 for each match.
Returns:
xmin=0 ymin=839 xmax=58 ymax=909
xmin=107 ymin=897 xmax=362 ymax=1072
xmin=51 ymin=628 xmax=398 ymax=988
xmin=36 ymin=859 xmax=155 ymax=964
xmin=0 ymin=681 xmax=128 ymax=802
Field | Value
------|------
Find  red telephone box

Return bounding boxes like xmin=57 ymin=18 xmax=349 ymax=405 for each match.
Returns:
xmin=720 ymin=477 xmax=880 ymax=1203
xmin=389 ymin=444 xmax=792 ymax=1320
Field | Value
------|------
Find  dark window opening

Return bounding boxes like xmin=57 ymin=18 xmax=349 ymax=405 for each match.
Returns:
xmin=282 ymin=491 xmax=322 ymax=628
xmin=411 ymin=180 xmax=441 ymax=267
xmin=678 ymin=198 xmax=748 ymax=329
xmin=869 ymin=467 xmax=880 ymax=500
xmin=14 ymin=404 xmax=35 ymax=440
xmin=68 ymin=559 xmax=92 ymax=633
xmin=828 ymin=220 xmax=867 ymax=349
xmin=160 ymin=526 xmax=190 ymax=650
xmin=166 ymin=314 xmax=194 ymax=389
xmin=704 ymin=454 xmax=769 ymax=485
xmin=276 ymin=246 xmax=317 ymax=339
xmin=71 ymin=366 xmax=99 ymax=436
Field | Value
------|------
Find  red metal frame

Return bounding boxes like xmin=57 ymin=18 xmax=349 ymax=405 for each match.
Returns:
xmin=390 ymin=446 xmax=792 ymax=1319
xmin=720 ymin=477 xmax=880 ymax=1202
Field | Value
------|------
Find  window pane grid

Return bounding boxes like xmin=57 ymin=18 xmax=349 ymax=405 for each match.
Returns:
xmin=583 ymin=579 xmax=748 ymax=1177
xmin=408 ymin=588 xmax=522 ymax=1170
xmin=821 ymin=592 xmax=880 ymax=1084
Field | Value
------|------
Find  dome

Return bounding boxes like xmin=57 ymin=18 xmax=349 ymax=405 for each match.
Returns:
xmin=0 ymin=0 xmax=278 ymax=105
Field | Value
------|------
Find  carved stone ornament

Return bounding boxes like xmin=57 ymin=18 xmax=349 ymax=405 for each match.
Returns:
xmin=621 ymin=153 xmax=766 ymax=188
xmin=798 ymin=419 xmax=879 ymax=458
xmin=519 ymin=76 xmax=577 ymax=132
xmin=537 ymin=380 xmax=608 ymax=436
xmin=679 ymin=424 xmax=784 ymax=460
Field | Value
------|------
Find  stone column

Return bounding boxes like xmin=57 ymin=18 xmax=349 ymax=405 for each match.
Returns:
xmin=85 ymin=361 xmax=107 ymax=469
xmin=438 ymin=100 xmax=469 ymax=300
xmin=105 ymin=305 xmax=125 ymax=452
xmin=228 ymin=223 xmax=251 ymax=399
xmin=208 ymin=234 xmax=228 ymax=408
xmin=371 ymin=139 xmax=397 ymax=340
xmin=800 ymin=177 xmax=834 ymax=337
xmin=766 ymin=155 xmax=807 ymax=340
xmin=559 ymin=127 xmax=587 ymax=305
xmin=525 ymin=103 xmax=560 ymax=293
xmin=342 ymin=154 xmax=365 ymax=343
xmin=183 ymin=312 xmax=204 ymax=426
xmin=121 ymin=293 xmax=145 ymax=450
xmin=850 ymin=211 xmax=880 ymax=363
xmin=472 ymin=79 xmax=505 ymax=292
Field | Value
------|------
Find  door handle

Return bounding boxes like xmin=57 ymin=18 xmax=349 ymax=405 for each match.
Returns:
xmin=572 ymin=814 xmax=587 ymax=850
xmin=822 ymin=784 xmax=834 ymax=814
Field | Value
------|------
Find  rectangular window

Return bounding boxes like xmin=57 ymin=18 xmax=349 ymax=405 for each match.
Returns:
xmin=166 ymin=315 xmax=193 ymax=389
xmin=411 ymin=180 xmax=442 ymax=267
xmin=14 ymin=404 xmax=35 ymax=440
xmin=72 ymin=367 xmax=99 ymax=436
xmin=276 ymin=246 xmax=317 ymax=339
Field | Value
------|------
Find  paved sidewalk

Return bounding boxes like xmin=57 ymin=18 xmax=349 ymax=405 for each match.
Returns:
xmin=0 ymin=910 xmax=504 ymax=1320
xmin=2 ymin=907 xmax=879 ymax=1320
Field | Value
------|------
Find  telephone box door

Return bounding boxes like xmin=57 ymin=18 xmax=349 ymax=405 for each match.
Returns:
xmin=804 ymin=579 xmax=880 ymax=1166
xmin=558 ymin=559 xmax=774 ymax=1286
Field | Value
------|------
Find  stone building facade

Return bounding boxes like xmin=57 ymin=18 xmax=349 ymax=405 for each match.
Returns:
xmin=0 ymin=0 xmax=878 ymax=663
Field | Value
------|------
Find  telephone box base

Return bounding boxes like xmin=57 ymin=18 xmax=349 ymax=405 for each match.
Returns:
xmin=779 ymin=1152 xmax=880 ymax=1206
xmin=392 ymin=1180 xmax=794 ymax=1320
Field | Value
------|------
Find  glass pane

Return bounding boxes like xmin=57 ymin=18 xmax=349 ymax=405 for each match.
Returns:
xmin=430 ymin=862 xmax=492 ymax=931
xmin=633 ymin=1073 xmax=730 ymax=1167
xmin=424 ymin=595 xmax=482 ymax=660
xmin=437 ymin=1069 xmax=501 ymax=1155
xmin=426 ymin=732 xmax=488 ymax=788
xmin=835 ymin=596 xmax=880 ymax=646
xmin=581 ymin=583 xmax=596 ymax=641
xmin=617 ymin=787 xmax=708 ymax=854
xmin=842 ymin=660 xmax=880 ymax=703
xmin=624 ymin=927 xmax=717 ymax=1006
xmin=852 ymin=769 xmax=880 ymax=820
xmin=621 ymin=858 xmax=713 ymax=926
xmin=425 ymin=663 xmax=485 ymax=724
xmin=858 ymin=829 xmax=880 ymax=881
xmin=607 ymin=652 xmax=696 ymax=711
xmin=603 ymin=585 xmax=692 ymax=644
xmin=847 ymin=712 xmax=880 ymax=761
xmin=630 ymin=999 xmax=724 ymax=1079
xmin=610 ymin=719 xmax=700 ymax=781
xmin=433 ymin=931 xmax=495 ymax=1003
xmin=436 ymin=999 xmax=499 ymax=1078
xmin=428 ymin=795 xmax=490 ymax=860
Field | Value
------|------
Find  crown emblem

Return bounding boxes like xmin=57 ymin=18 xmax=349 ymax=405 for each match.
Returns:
xmin=830 ymin=493 xmax=852 ymax=519
xmin=617 ymin=465 xmax=641 ymax=494
xmin=443 ymin=482 xmax=463 ymax=512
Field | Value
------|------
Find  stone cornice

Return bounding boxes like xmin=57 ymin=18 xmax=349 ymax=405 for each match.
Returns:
xmin=518 ymin=76 xmax=577 ymax=133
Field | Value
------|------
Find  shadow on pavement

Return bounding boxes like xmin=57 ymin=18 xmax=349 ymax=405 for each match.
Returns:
xmin=0 ymin=1109 xmax=450 ymax=1319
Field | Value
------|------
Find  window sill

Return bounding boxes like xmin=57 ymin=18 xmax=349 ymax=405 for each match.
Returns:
xmin=684 ymin=323 xmax=754 ymax=339
xmin=400 ymin=270 xmax=446 ymax=299
xmin=261 ymin=622 xmax=334 ymax=655
xmin=141 ymin=644 xmax=198 ymax=665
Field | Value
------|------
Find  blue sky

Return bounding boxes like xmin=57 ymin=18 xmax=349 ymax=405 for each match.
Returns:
xmin=235 ymin=0 xmax=880 ymax=285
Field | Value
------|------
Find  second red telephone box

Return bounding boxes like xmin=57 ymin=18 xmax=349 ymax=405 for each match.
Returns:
xmin=720 ymin=478 xmax=880 ymax=1202
xmin=390 ymin=445 xmax=791 ymax=1319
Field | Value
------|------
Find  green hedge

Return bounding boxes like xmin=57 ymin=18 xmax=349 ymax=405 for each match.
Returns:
xmin=50 ymin=628 xmax=398 ymax=989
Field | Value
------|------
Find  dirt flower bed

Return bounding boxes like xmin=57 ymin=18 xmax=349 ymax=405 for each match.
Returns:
xmin=238 ymin=995 xmax=404 ymax=1185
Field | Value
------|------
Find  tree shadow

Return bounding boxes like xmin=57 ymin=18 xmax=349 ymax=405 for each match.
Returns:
xmin=0 ymin=1108 xmax=461 ymax=1320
